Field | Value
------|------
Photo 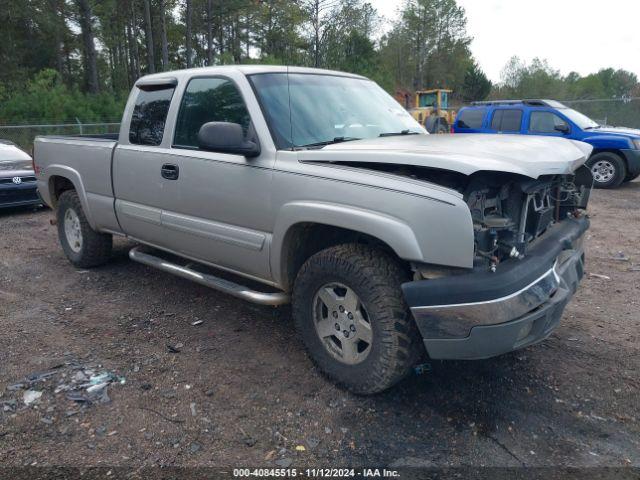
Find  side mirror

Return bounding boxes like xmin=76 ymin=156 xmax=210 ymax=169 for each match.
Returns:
xmin=554 ymin=124 xmax=570 ymax=134
xmin=197 ymin=122 xmax=260 ymax=157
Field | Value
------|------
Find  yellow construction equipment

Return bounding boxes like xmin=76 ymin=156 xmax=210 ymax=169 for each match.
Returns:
xmin=408 ymin=89 xmax=456 ymax=134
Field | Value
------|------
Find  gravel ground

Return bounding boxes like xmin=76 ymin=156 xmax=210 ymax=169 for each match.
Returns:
xmin=0 ymin=181 xmax=638 ymax=472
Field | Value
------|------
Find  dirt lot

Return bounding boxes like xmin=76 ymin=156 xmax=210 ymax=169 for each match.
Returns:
xmin=0 ymin=181 xmax=639 ymax=472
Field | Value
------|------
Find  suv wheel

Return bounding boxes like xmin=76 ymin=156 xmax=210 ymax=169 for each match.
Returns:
xmin=57 ymin=190 xmax=112 ymax=268
xmin=587 ymin=152 xmax=627 ymax=188
xmin=292 ymin=244 xmax=422 ymax=394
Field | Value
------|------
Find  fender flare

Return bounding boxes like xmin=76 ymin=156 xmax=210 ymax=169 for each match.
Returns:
xmin=44 ymin=165 xmax=96 ymax=229
xmin=270 ymin=201 xmax=424 ymax=287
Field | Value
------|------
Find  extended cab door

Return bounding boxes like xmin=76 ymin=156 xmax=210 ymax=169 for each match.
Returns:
xmin=114 ymin=74 xmax=275 ymax=283
xmin=112 ymin=80 xmax=179 ymax=251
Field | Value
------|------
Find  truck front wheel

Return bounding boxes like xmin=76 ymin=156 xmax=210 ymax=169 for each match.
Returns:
xmin=57 ymin=190 xmax=112 ymax=268
xmin=292 ymin=244 xmax=422 ymax=394
xmin=587 ymin=152 xmax=627 ymax=188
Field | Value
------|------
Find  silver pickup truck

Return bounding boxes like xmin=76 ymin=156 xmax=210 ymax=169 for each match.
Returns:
xmin=35 ymin=66 xmax=593 ymax=394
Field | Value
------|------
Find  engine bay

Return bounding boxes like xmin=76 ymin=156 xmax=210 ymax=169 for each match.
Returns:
xmin=335 ymin=161 xmax=593 ymax=271
xmin=464 ymin=168 xmax=592 ymax=269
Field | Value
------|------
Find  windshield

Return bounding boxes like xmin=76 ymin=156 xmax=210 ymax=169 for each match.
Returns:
xmin=249 ymin=73 xmax=426 ymax=149
xmin=561 ymin=108 xmax=599 ymax=129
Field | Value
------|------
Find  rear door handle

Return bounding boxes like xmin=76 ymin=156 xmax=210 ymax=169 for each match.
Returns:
xmin=161 ymin=163 xmax=179 ymax=180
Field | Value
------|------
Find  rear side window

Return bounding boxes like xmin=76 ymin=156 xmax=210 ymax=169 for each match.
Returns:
xmin=129 ymin=87 xmax=175 ymax=145
xmin=490 ymin=109 xmax=522 ymax=132
xmin=174 ymin=77 xmax=251 ymax=149
xmin=457 ymin=109 xmax=485 ymax=129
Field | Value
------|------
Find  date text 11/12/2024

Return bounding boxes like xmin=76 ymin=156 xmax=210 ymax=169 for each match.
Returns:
xmin=232 ymin=468 xmax=400 ymax=477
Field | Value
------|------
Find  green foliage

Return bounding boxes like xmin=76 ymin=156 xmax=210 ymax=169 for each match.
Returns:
xmin=492 ymin=57 xmax=640 ymax=128
xmin=462 ymin=62 xmax=491 ymax=102
xmin=1 ymin=0 xmax=638 ymax=129
xmin=0 ymin=69 xmax=125 ymax=124
xmin=377 ymin=0 xmax=485 ymax=101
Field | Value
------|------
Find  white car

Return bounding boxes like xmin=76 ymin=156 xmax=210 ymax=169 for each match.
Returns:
xmin=0 ymin=140 xmax=40 ymax=209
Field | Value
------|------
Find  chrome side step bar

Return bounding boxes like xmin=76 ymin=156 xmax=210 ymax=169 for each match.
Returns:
xmin=129 ymin=246 xmax=290 ymax=306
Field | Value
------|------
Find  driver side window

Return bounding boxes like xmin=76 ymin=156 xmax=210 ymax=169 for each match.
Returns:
xmin=529 ymin=111 xmax=569 ymax=133
xmin=173 ymin=77 xmax=251 ymax=149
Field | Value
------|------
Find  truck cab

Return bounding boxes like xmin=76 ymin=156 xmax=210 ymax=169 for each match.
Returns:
xmin=453 ymin=99 xmax=640 ymax=188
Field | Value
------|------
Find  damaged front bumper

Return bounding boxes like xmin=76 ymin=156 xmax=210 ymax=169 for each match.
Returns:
xmin=402 ymin=216 xmax=589 ymax=360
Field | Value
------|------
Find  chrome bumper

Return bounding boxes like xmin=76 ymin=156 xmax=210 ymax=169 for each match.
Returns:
xmin=401 ymin=216 xmax=589 ymax=360
xmin=411 ymin=262 xmax=562 ymax=339
xmin=410 ymin=248 xmax=585 ymax=360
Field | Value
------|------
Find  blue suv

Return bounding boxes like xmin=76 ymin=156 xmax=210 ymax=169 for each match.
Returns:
xmin=452 ymin=99 xmax=640 ymax=188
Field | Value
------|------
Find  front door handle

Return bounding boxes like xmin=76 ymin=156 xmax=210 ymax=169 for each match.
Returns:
xmin=161 ymin=164 xmax=179 ymax=180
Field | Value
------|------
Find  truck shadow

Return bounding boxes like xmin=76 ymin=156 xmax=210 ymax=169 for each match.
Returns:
xmin=0 ymin=204 xmax=47 ymax=219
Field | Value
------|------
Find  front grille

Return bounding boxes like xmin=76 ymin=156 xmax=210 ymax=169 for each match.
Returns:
xmin=0 ymin=187 xmax=39 ymax=204
xmin=0 ymin=176 xmax=36 ymax=184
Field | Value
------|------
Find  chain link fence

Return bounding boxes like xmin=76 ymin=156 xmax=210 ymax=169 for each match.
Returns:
xmin=563 ymin=97 xmax=640 ymax=128
xmin=0 ymin=120 xmax=121 ymax=152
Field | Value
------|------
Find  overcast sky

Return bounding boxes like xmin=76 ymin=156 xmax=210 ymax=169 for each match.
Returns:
xmin=369 ymin=0 xmax=640 ymax=83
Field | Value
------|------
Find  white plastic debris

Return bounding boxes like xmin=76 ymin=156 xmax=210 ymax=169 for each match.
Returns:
xmin=23 ymin=390 xmax=43 ymax=406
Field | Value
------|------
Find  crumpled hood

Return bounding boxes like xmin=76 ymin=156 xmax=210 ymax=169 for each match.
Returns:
xmin=0 ymin=143 xmax=32 ymax=172
xmin=298 ymin=134 xmax=593 ymax=179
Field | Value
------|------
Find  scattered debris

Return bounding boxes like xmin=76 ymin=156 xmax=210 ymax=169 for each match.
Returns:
xmin=23 ymin=390 xmax=43 ymax=406
xmin=243 ymin=436 xmax=257 ymax=447
xmin=189 ymin=442 xmax=201 ymax=454
xmin=588 ymin=273 xmax=611 ymax=280
xmin=275 ymin=458 xmax=293 ymax=468
xmin=191 ymin=320 xmax=203 ymax=326
xmin=167 ymin=343 xmax=183 ymax=353
xmin=190 ymin=402 xmax=197 ymax=417
xmin=5 ymin=361 xmax=125 ymax=410
xmin=295 ymin=445 xmax=306 ymax=452
xmin=305 ymin=437 xmax=320 ymax=450
xmin=610 ymin=252 xmax=630 ymax=262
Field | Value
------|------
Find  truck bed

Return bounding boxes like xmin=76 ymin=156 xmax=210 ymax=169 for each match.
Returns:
xmin=35 ymin=135 xmax=121 ymax=233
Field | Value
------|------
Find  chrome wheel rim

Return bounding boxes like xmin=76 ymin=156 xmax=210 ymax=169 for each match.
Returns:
xmin=591 ymin=160 xmax=615 ymax=183
xmin=313 ymin=282 xmax=372 ymax=365
xmin=64 ymin=208 xmax=83 ymax=253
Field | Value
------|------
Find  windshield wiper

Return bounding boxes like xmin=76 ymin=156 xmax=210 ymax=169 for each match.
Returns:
xmin=296 ymin=136 xmax=361 ymax=149
xmin=379 ymin=129 xmax=421 ymax=137
xmin=583 ymin=125 xmax=601 ymax=130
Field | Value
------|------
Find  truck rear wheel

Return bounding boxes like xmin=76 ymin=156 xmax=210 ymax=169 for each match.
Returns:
xmin=57 ymin=190 xmax=112 ymax=268
xmin=292 ymin=244 xmax=422 ymax=394
xmin=587 ymin=152 xmax=627 ymax=188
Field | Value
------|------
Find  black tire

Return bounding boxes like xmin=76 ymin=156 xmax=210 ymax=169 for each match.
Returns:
xmin=586 ymin=152 xmax=627 ymax=189
xmin=57 ymin=190 xmax=112 ymax=268
xmin=292 ymin=244 xmax=423 ymax=395
xmin=435 ymin=119 xmax=449 ymax=134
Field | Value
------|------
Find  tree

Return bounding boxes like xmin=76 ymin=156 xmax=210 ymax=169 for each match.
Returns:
xmin=143 ymin=0 xmax=156 ymax=73
xmin=379 ymin=0 xmax=474 ymax=96
xmin=461 ymin=62 xmax=491 ymax=101
xmin=185 ymin=0 xmax=193 ymax=67
xmin=76 ymin=0 xmax=100 ymax=93
xmin=159 ymin=0 xmax=170 ymax=70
